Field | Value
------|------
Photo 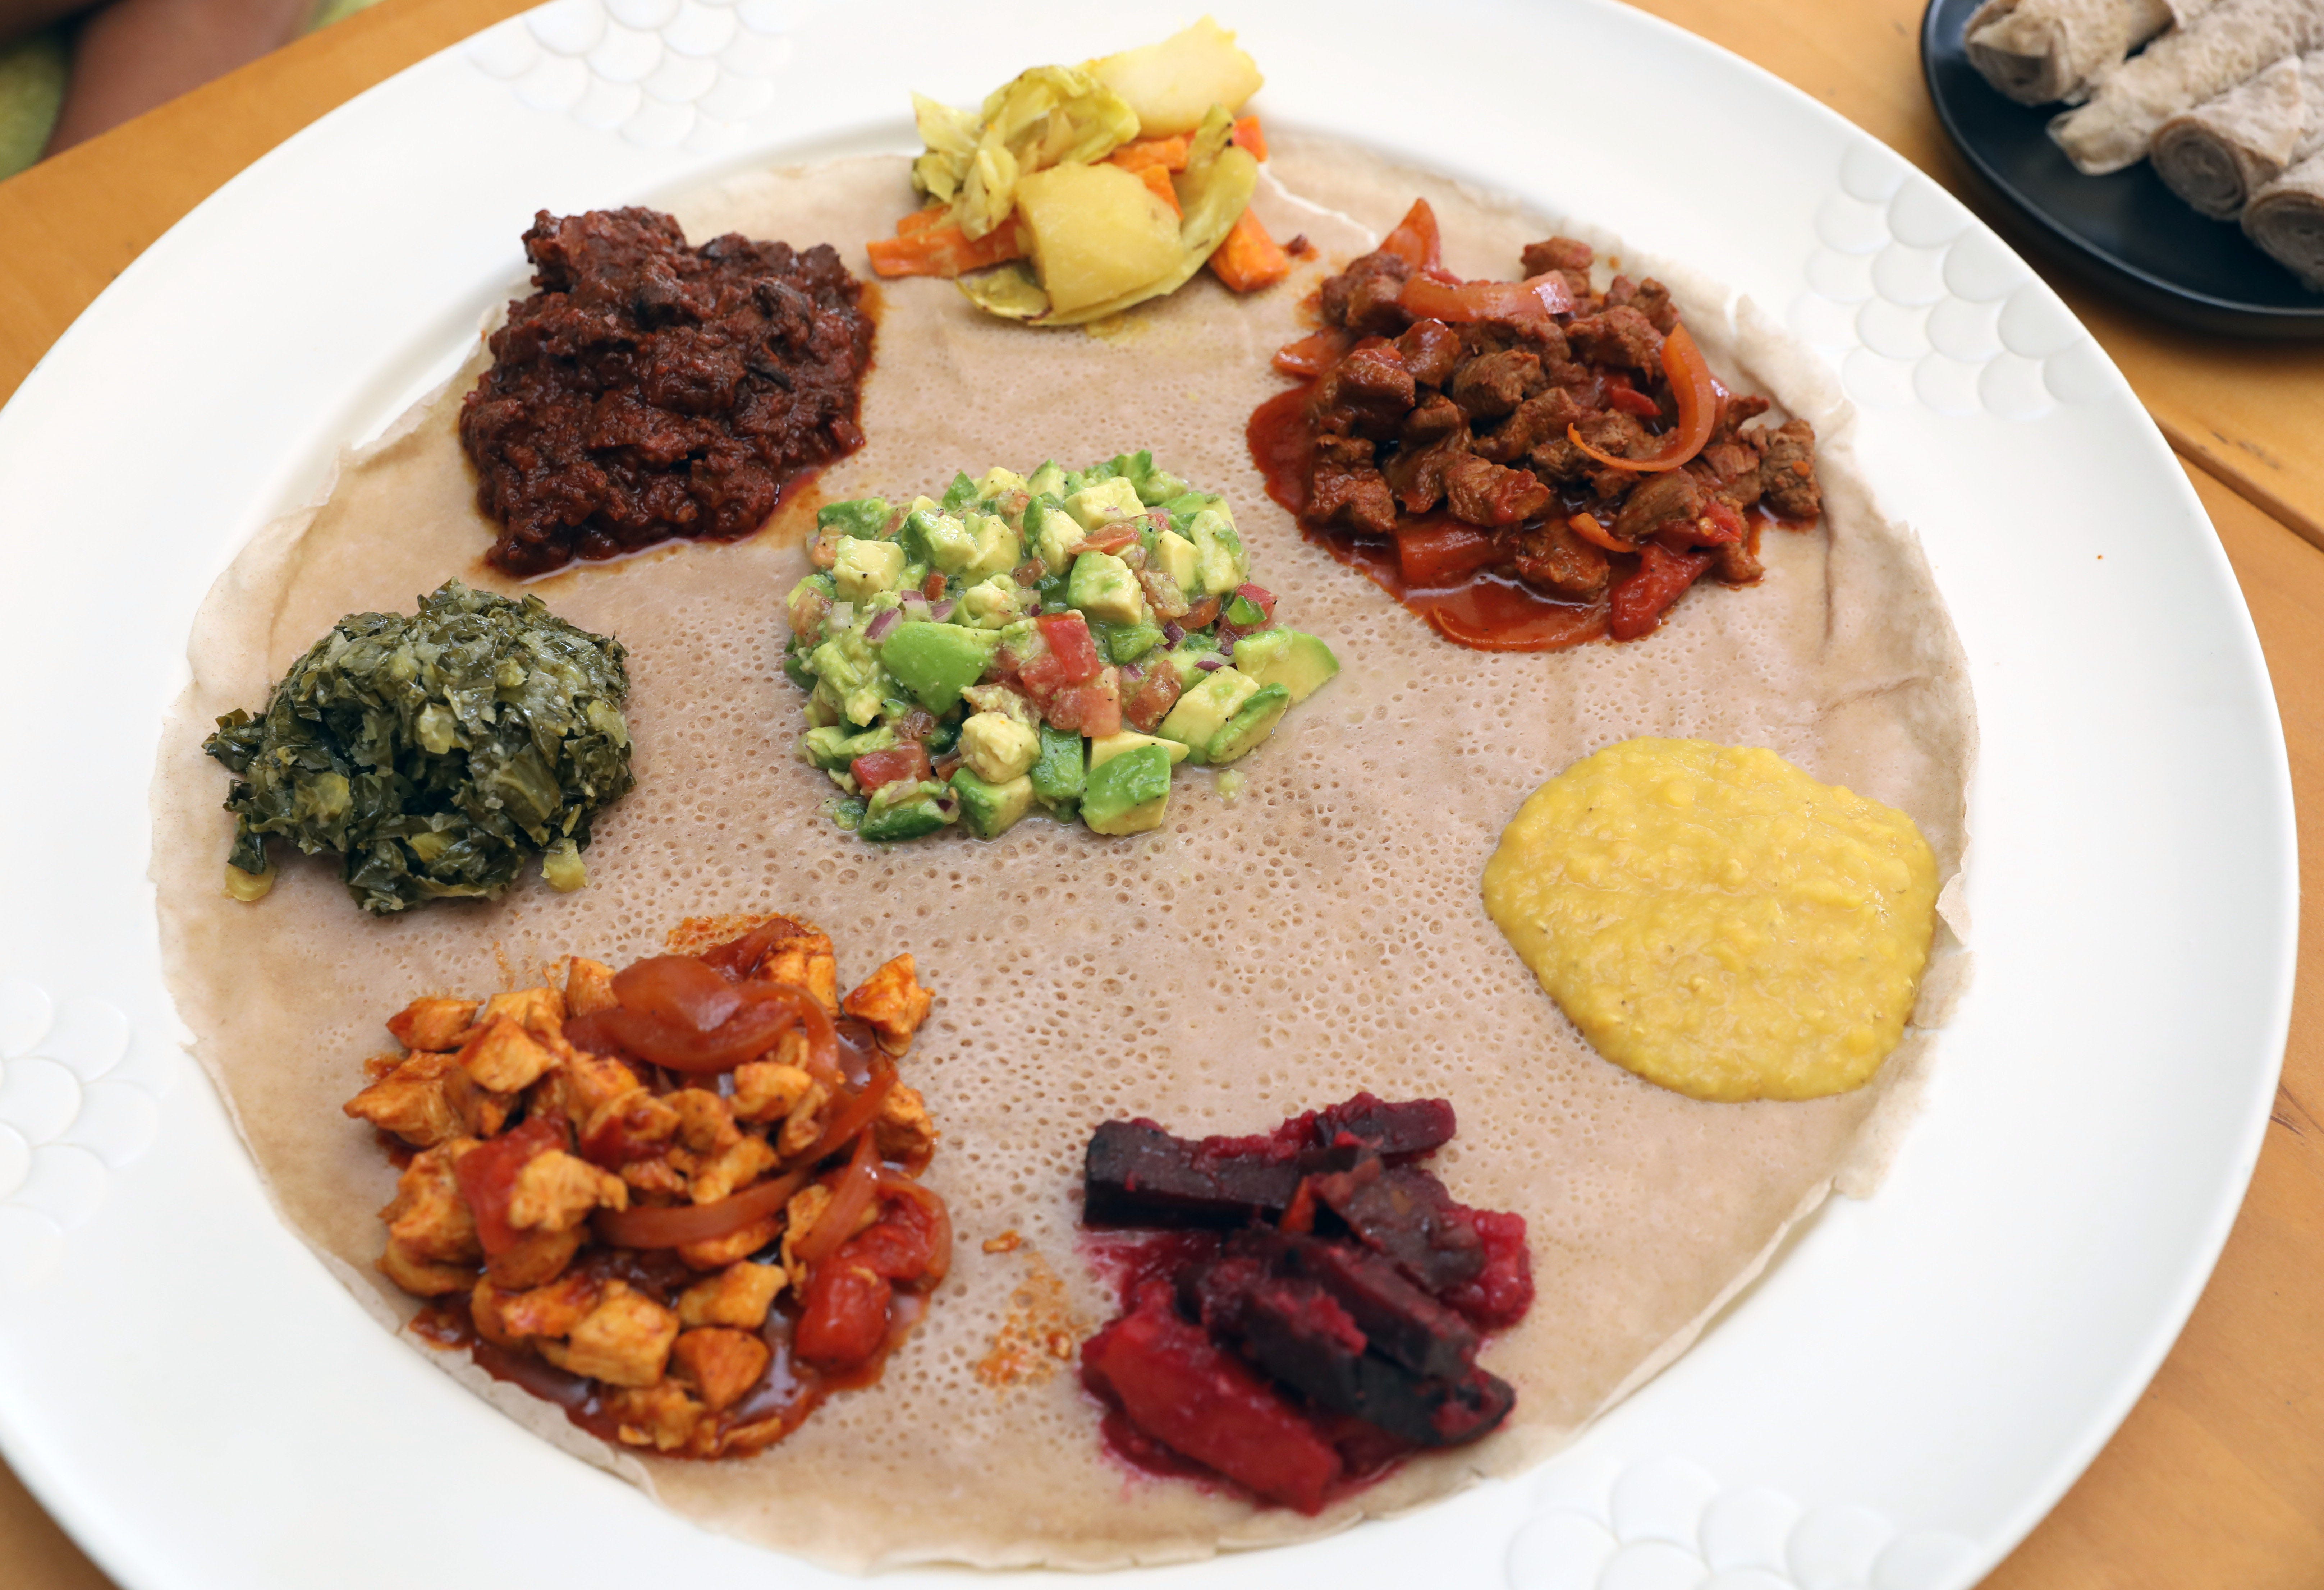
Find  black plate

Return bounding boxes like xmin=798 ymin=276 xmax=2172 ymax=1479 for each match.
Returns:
xmin=1921 ymin=0 xmax=2324 ymax=337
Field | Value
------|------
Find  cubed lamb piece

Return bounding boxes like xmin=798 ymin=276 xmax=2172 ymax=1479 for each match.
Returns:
xmin=1380 ymin=429 xmax=1467 ymax=517
xmin=1759 ymin=418 xmax=1823 ymax=520
xmin=386 ymin=996 xmax=479 ymax=1053
xmin=1398 ymin=392 xmax=1464 ymax=447
xmin=1612 ymin=470 xmax=1705 ymax=546
xmin=1083 ymin=1121 xmax=1303 ymax=1227
xmin=1315 ymin=345 xmax=1416 ymax=440
xmin=1440 ymin=454 xmax=1551 ymax=528
xmin=1303 ymin=435 xmax=1399 ymax=538
xmin=1512 ymin=517 xmax=1611 ymax=600
xmin=843 ymin=954 xmax=934 ymax=1052
xmin=1566 ymin=305 xmax=1663 ymax=373
xmin=1449 ymin=349 xmax=1544 ymax=420
xmin=1519 ymin=235 xmax=1594 ymax=289
xmin=1306 ymin=1158 xmax=1486 ymax=1295
xmin=1081 ymin=1283 xmax=1343 ymax=1514
xmin=1319 ymin=250 xmax=1411 ymax=330
xmin=1395 ymin=318 xmax=1463 ymax=386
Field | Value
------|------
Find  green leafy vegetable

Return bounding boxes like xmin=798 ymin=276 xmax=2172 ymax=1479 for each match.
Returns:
xmin=202 ymin=579 xmax=636 ymax=915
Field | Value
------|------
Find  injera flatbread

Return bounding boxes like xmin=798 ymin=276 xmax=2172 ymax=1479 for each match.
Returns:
xmin=151 ymin=135 xmax=1976 ymax=1571
xmin=1965 ymin=0 xmax=2193 ymax=106
xmin=2049 ymin=0 xmax=2324 ymax=172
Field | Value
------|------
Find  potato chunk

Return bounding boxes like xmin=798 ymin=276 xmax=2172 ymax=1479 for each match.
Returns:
xmin=1014 ymin=162 xmax=1182 ymax=316
xmin=1085 ymin=17 xmax=1262 ymax=136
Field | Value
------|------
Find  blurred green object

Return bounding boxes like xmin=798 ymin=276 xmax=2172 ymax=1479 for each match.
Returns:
xmin=0 ymin=0 xmax=387 ymax=184
xmin=0 ymin=28 xmax=68 ymax=182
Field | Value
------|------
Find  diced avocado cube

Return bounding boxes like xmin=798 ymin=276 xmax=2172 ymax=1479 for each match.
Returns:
xmin=880 ymin=621 xmax=999 ymax=715
xmin=1082 ymin=743 xmax=1173 ymax=836
xmin=1028 ymin=497 xmax=1087 ymax=574
xmin=783 ymin=644 xmax=818 ymax=692
xmin=951 ymin=768 xmax=1035 ymax=839
xmin=1027 ymin=461 xmax=1068 ymax=498
xmin=903 ymin=507 xmax=979 ymax=573
xmin=959 ymin=710 xmax=1040 ymax=783
xmin=958 ymin=575 xmax=1033 ymax=630
xmin=940 ymin=470 xmax=980 ymax=514
xmin=1157 ymin=666 xmax=1260 ymax=765
xmin=1231 ymin=629 xmax=1341 ymax=703
xmin=962 ymin=512 xmax=1023 ymax=579
xmin=976 ymin=466 xmax=1030 ymax=502
xmin=1029 ymin=723 xmax=1086 ymax=806
xmin=835 ymin=536 xmax=908 ymax=602
xmin=1185 ymin=507 xmax=1249 ymax=597
xmin=1206 ymin=683 xmax=1292 ymax=765
xmin=1090 ymin=731 xmax=1190 ymax=768
xmin=808 ymin=630 xmax=891 ymax=727
xmin=1092 ymin=619 xmax=1164 ymax=664
xmin=816 ymin=498 xmax=890 ymax=539
xmin=1068 ymin=550 xmax=1144 ymax=626
xmin=1154 ymin=528 xmax=1200 ymax=592
xmin=800 ymin=725 xmax=854 ymax=769
xmin=860 ymin=789 xmax=952 ymax=842
xmin=1065 ymin=477 xmax=1146 ymax=530
xmin=1160 ymin=490 xmax=1221 ymax=529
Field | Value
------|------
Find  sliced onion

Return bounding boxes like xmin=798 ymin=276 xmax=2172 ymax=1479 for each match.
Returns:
xmin=601 ymin=980 xmax=836 ymax=1075
xmin=611 ymin=955 xmax=742 ymax=1032
xmin=793 ymin=1069 xmax=895 ymax=1168
xmin=864 ymin=606 xmax=903 ymax=643
xmin=929 ymin=598 xmax=956 ymax=622
xmin=899 ymin=591 xmax=930 ymax=619
xmin=793 ymin=1130 xmax=880 ymax=1268
xmin=592 ymin=1167 xmax=806 ymax=1249
xmin=877 ymin=1169 xmax=954 ymax=1287
xmin=1218 ymin=631 xmax=1237 ymax=657
xmin=1196 ymin=655 xmax=1225 ymax=671
xmin=1566 ymin=320 xmax=1718 ymax=474
xmin=1161 ymin=620 xmax=1185 ymax=646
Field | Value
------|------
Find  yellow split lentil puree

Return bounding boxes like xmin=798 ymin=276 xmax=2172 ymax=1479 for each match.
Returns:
xmin=1481 ymin=738 xmax=1940 ymax=1102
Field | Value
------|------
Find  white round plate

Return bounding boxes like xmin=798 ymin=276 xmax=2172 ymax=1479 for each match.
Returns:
xmin=0 ymin=2 xmax=2292 ymax=1586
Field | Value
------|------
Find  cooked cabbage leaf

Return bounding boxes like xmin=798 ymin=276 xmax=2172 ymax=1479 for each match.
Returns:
xmin=201 ymin=579 xmax=635 ymax=915
xmin=911 ymin=63 xmax=1140 ymax=239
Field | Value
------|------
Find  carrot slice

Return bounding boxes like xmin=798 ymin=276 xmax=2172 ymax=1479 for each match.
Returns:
xmin=1209 ymin=207 xmax=1290 ymax=294
xmin=1109 ymin=134 xmax=1190 ymax=174
xmin=895 ymin=205 xmax=950 ymax=235
xmin=1134 ymin=161 xmax=1183 ymax=219
xmin=1232 ymin=115 xmax=1268 ymax=161
xmin=866 ymin=219 xmax=1023 ymax=279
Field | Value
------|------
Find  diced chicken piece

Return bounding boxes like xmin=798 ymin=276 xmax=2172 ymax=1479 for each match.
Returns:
xmin=581 ymin=1089 xmax=680 ymax=1166
xmin=619 ymin=1154 xmax=690 ymax=1200
xmin=386 ymin=996 xmax=480 ymax=1053
xmin=362 ymin=1052 xmax=405 ymax=1083
xmin=443 ymin=1068 xmax=515 ymax=1139
xmin=678 ymin=1212 xmax=782 ymax=1271
xmin=691 ymin=1135 xmax=779 ymax=1204
xmin=509 ymin=1149 xmax=628 ymax=1233
xmin=602 ymin=1381 xmax=706 ymax=1452
xmin=481 ymin=985 xmax=566 ymax=1039
xmin=380 ymin=1139 xmax=481 ymax=1264
xmin=457 ymin=1014 xmax=562 ymax=1094
xmin=344 ymin=1052 xmax=463 ymax=1147
xmin=750 ymin=919 xmax=840 ymax=1014
xmin=540 ymin=1281 xmax=679 ymax=1388
xmin=546 ymin=1049 xmax=645 ymax=1132
xmin=381 ymin=1237 xmax=475 ymax=1297
xmin=776 ymin=1081 xmax=833 ymax=1158
xmin=677 ymin=1262 xmax=785 ymax=1330
xmin=731 ymin=1061 xmax=816 ymax=1124
xmin=673 ymin=1328 xmax=773 ymax=1413
xmin=781 ymin=1183 xmax=877 ymax=1281
xmin=472 ymin=1270 xmax=600 ymax=1347
xmin=875 ymin=1083 xmax=939 ymax=1164
xmin=667 ymin=1088 xmax=742 ymax=1155
xmin=565 ymin=957 xmax=618 ymax=1017
xmin=486 ymin=1224 xmax=584 ymax=1290
xmin=842 ymin=955 xmax=935 ymax=1053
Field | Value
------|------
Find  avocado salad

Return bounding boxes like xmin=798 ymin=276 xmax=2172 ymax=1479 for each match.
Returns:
xmin=783 ymin=452 xmax=1337 ymax=842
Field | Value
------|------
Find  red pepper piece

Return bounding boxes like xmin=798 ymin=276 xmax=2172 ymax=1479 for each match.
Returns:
xmin=1608 ymin=543 xmax=1714 ymax=641
xmin=1395 ymin=521 xmax=1501 ymax=587
xmin=1272 ymin=328 xmax=1351 ymax=379
xmin=1377 ymin=198 xmax=1443 ymax=274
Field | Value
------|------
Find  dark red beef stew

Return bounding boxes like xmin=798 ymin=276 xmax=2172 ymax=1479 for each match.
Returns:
xmin=1251 ymin=198 xmax=1823 ymax=650
xmin=460 ymin=207 xmax=875 ymax=576
xmin=1077 ymin=1092 xmax=1533 ymax=1515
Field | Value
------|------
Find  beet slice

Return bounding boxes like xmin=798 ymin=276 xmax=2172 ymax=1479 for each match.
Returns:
xmin=1243 ymin=1228 xmax=1480 ymax=1379
xmin=1081 ymin=1283 xmax=1343 ymax=1513
xmin=1306 ymin=1158 xmax=1486 ymax=1295
xmin=1082 ymin=1120 xmax=1302 ymax=1227
xmin=1307 ymin=1093 xmax=1456 ymax=1160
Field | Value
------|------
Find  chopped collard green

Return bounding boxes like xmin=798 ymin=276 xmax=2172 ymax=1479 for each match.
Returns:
xmin=202 ymin=579 xmax=635 ymax=914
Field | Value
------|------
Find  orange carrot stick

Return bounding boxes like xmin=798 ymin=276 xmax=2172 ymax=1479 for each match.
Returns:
xmin=1109 ymin=134 xmax=1190 ymax=174
xmin=1134 ymin=162 xmax=1183 ymax=219
xmin=1232 ymin=115 xmax=1267 ymax=161
xmin=866 ymin=219 xmax=1023 ymax=279
xmin=1208 ymin=207 xmax=1289 ymax=293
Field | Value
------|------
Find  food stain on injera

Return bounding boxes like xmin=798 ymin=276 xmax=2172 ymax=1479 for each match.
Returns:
xmin=150 ymin=139 xmax=1975 ymax=1571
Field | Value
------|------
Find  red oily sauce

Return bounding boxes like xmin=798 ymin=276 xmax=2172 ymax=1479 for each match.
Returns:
xmin=1248 ymin=384 xmax=1607 ymax=652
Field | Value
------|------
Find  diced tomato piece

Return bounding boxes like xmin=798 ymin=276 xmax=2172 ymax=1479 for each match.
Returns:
xmin=1081 ymin=523 xmax=1141 ymax=556
xmin=1396 ymin=522 xmax=1501 ymax=587
xmin=851 ymin=745 xmax=932 ymax=794
xmin=1181 ymin=594 xmax=1221 ymax=630
xmin=1603 ymin=375 xmax=1662 ymax=419
xmin=922 ymin=571 xmax=948 ymax=600
xmin=453 ymin=1117 xmax=565 ymax=1256
xmin=1043 ymin=672 xmax=1122 ymax=739
xmin=1037 ymin=612 xmax=1103 ymax=684
xmin=843 ymin=1195 xmax=941 ymax=1283
xmin=796 ymin=1255 xmax=891 ymax=1366
xmin=1273 ymin=328 xmax=1352 ymax=380
xmin=1122 ymin=666 xmax=1183 ymax=733
xmin=1233 ymin=584 xmax=1276 ymax=624
xmin=1082 ymin=1283 xmax=1343 ymax=1514
xmin=1608 ymin=543 xmax=1713 ymax=641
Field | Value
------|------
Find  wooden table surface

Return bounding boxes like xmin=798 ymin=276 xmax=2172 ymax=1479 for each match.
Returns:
xmin=2 ymin=0 xmax=2317 ymax=1584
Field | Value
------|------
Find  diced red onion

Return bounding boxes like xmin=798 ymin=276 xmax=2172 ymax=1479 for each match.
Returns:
xmin=930 ymin=599 xmax=956 ymax=622
xmin=899 ymin=591 xmax=930 ymax=619
xmin=864 ymin=606 xmax=903 ymax=643
xmin=1161 ymin=620 xmax=1185 ymax=646
xmin=1122 ymin=662 xmax=1145 ymax=682
xmin=1218 ymin=630 xmax=1236 ymax=657
xmin=1196 ymin=656 xmax=1225 ymax=671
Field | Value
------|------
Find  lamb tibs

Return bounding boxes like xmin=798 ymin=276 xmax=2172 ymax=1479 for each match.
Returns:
xmin=1251 ymin=198 xmax=1823 ymax=649
xmin=1077 ymin=1092 xmax=1532 ymax=1514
